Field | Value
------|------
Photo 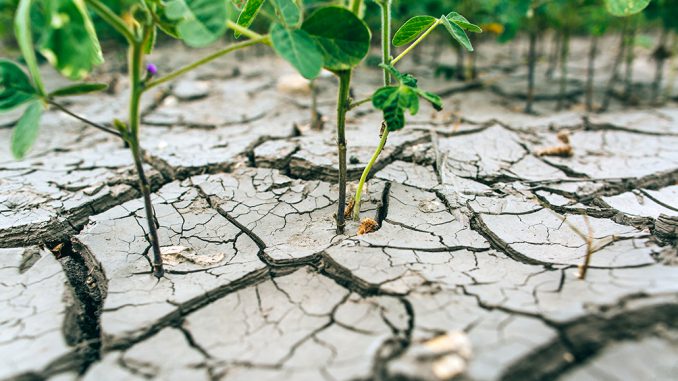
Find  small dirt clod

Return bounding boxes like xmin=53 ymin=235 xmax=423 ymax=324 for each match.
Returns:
xmin=358 ymin=218 xmax=379 ymax=235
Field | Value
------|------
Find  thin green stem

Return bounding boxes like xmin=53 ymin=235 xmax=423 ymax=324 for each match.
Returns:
xmin=348 ymin=96 xmax=372 ymax=110
xmin=352 ymin=1 xmax=392 ymax=220
xmin=349 ymin=0 xmax=363 ymax=14
xmin=380 ymin=0 xmax=392 ymax=84
xmin=15 ymin=0 xmax=45 ymax=96
xmin=48 ymin=100 xmax=122 ymax=138
xmin=391 ymin=18 xmax=442 ymax=66
xmin=144 ymin=36 xmax=269 ymax=90
xmin=335 ymin=70 xmax=351 ymax=234
xmin=128 ymin=29 xmax=164 ymax=278
xmin=86 ymin=0 xmax=135 ymax=43
xmin=227 ymin=20 xmax=266 ymax=40
xmin=353 ymin=128 xmax=388 ymax=221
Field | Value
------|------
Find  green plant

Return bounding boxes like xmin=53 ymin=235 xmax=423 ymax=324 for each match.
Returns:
xmin=644 ymin=0 xmax=677 ymax=103
xmin=2 ymin=0 xmax=273 ymax=277
xmin=351 ymin=6 xmax=480 ymax=221
xmin=253 ymin=0 xmax=371 ymax=234
xmin=582 ymin=1 xmax=611 ymax=111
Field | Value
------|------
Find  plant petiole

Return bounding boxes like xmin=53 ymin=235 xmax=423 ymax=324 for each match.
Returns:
xmin=47 ymin=100 xmax=122 ymax=138
xmin=391 ymin=18 xmax=442 ymax=66
xmin=144 ymin=36 xmax=270 ymax=91
xmin=348 ymin=96 xmax=372 ymax=110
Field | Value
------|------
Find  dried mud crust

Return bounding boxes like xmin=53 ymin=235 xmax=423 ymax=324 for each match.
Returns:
xmin=1 ymin=41 xmax=677 ymax=381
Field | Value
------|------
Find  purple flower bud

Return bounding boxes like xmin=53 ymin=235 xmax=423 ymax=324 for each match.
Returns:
xmin=146 ymin=63 xmax=158 ymax=76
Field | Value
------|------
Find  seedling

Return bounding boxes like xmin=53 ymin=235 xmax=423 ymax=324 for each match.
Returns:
xmin=351 ymin=8 xmax=481 ymax=221
xmin=2 ymin=0 xmax=272 ymax=277
xmin=600 ymin=0 xmax=652 ymax=109
xmin=583 ymin=4 xmax=610 ymax=111
xmin=644 ymin=0 xmax=676 ymax=103
xmin=240 ymin=0 xmax=370 ymax=234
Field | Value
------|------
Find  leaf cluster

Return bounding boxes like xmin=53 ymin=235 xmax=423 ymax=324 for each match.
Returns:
xmin=393 ymin=11 xmax=481 ymax=51
xmin=372 ymin=64 xmax=442 ymax=132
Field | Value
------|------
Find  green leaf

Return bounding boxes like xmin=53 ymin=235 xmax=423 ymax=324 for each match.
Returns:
xmin=11 ymin=101 xmax=43 ymax=159
xmin=604 ymin=0 xmax=651 ymax=16
xmin=48 ymin=83 xmax=108 ymax=98
xmin=372 ymin=85 xmax=418 ymax=131
xmin=301 ymin=6 xmax=371 ymax=71
xmin=154 ymin=1 xmax=181 ymax=39
xmin=39 ymin=0 xmax=104 ymax=80
xmin=14 ymin=0 xmax=45 ymax=95
xmin=270 ymin=23 xmax=323 ymax=79
xmin=379 ymin=64 xmax=417 ymax=87
xmin=235 ymin=0 xmax=264 ymax=37
xmin=374 ymin=87 xmax=404 ymax=131
xmin=0 ymin=60 xmax=38 ymax=111
xmin=372 ymin=86 xmax=398 ymax=109
xmin=165 ymin=0 xmax=229 ymax=47
xmin=414 ymin=89 xmax=442 ymax=111
xmin=399 ymin=87 xmax=419 ymax=115
xmin=441 ymin=14 xmax=473 ymax=52
xmin=372 ymin=66 xmax=444 ymax=132
xmin=392 ymin=15 xmax=437 ymax=47
xmin=270 ymin=0 xmax=300 ymax=27
xmin=446 ymin=12 xmax=482 ymax=33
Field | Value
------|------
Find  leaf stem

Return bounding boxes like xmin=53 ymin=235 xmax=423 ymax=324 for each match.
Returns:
xmin=15 ymin=0 xmax=46 ymax=96
xmin=47 ymin=100 xmax=122 ymax=138
xmin=352 ymin=0 xmax=392 ymax=220
xmin=380 ymin=0 xmax=392 ymax=84
xmin=335 ymin=70 xmax=351 ymax=234
xmin=349 ymin=0 xmax=363 ymax=14
xmin=227 ymin=20 xmax=267 ymax=41
xmin=353 ymin=127 xmax=388 ymax=220
xmin=144 ymin=36 xmax=269 ymax=90
xmin=85 ymin=0 xmax=136 ymax=43
xmin=391 ymin=18 xmax=442 ymax=66
xmin=348 ymin=96 xmax=372 ymax=110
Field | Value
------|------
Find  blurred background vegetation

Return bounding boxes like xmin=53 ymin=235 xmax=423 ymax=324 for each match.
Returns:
xmin=1 ymin=1 xmax=676 ymax=48
xmin=1 ymin=0 xmax=676 ymax=108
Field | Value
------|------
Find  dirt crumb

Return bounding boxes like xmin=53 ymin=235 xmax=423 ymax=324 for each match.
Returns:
xmin=358 ymin=218 xmax=379 ymax=235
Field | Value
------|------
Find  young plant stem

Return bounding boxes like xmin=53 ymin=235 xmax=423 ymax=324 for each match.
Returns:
xmin=652 ymin=27 xmax=669 ymax=104
xmin=353 ymin=126 xmax=388 ymax=221
xmin=16 ymin=0 xmax=45 ymax=96
xmin=352 ymin=0 xmax=392 ymax=221
xmin=623 ymin=18 xmax=637 ymax=104
xmin=456 ymin=44 xmax=466 ymax=80
xmin=144 ymin=36 xmax=269 ymax=90
xmin=546 ymin=30 xmax=561 ymax=80
xmin=601 ymin=21 xmax=628 ymax=111
xmin=85 ymin=0 xmax=135 ymax=43
xmin=586 ymin=35 xmax=598 ymax=112
xmin=310 ymin=79 xmax=322 ymax=130
xmin=128 ymin=32 xmax=164 ymax=278
xmin=525 ymin=30 xmax=537 ymax=114
xmin=468 ymin=38 xmax=477 ymax=80
xmin=380 ymin=0 xmax=392 ymax=84
xmin=556 ymin=28 xmax=570 ymax=111
xmin=48 ymin=100 xmax=122 ymax=138
xmin=335 ymin=70 xmax=351 ymax=234
xmin=664 ymin=32 xmax=678 ymax=99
